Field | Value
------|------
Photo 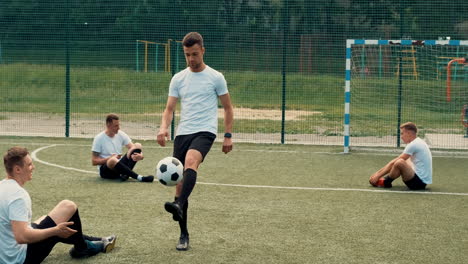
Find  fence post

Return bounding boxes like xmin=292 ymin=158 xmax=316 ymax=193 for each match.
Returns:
xmin=396 ymin=0 xmax=405 ymax=148
xmin=136 ymin=40 xmax=139 ymax=72
xmin=65 ymin=0 xmax=71 ymax=137
xmin=281 ymin=0 xmax=289 ymax=144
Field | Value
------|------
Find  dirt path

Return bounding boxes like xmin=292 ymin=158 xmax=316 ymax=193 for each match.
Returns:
xmin=1 ymin=111 xmax=467 ymax=149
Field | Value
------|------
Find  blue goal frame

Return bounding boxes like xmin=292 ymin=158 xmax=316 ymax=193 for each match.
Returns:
xmin=343 ymin=39 xmax=468 ymax=153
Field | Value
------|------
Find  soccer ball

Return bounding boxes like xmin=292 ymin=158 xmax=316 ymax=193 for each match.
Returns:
xmin=156 ymin=157 xmax=184 ymax=186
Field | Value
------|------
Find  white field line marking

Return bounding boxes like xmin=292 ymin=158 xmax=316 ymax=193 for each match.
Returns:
xmin=30 ymin=145 xmax=468 ymax=197
xmin=31 ymin=145 xmax=97 ymax=174
xmin=197 ymin=182 xmax=468 ymax=196
xmin=5 ymin=141 xmax=468 ymax=158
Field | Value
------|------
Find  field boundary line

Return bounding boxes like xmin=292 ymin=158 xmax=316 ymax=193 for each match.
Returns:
xmin=4 ymin=141 xmax=468 ymax=158
xmin=30 ymin=145 xmax=468 ymax=197
xmin=31 ymin=144 xmax=97 ymax=174
xmin=197 ymin=182 xmax=468 ymax=196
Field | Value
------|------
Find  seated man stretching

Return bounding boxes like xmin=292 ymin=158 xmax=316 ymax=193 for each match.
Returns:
xmin=369 ymin=122 xmax=432 ymax=190
xmin=92 ymin=113 xmax=153 ymax=182
xmin=0 ymin=146 xmax=116 ymax=264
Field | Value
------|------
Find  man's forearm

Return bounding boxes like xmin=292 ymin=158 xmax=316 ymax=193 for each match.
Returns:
xmin=13 ymin=222 xmax=57 ymax=244
xmin=223 ymin=106 xmax=233 ymax=133
xmin=160 ymin=110 xmax=174 ymax=130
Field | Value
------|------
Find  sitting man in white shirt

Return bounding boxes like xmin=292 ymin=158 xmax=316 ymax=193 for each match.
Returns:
xmin=92 ymin=113 xmax=153 ymax=182
xmin=0 ymin=146 xmax=116 ymax=264
xmin=369 ymin=122 xmax=432 ymax=190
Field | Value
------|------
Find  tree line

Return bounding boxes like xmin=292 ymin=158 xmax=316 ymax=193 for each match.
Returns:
xmin=1 ymin=0 xmax=467 ymax=44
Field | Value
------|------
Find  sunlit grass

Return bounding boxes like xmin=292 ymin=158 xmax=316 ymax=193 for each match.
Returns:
xmin=0 ymin=137 xmax=466 ymax=264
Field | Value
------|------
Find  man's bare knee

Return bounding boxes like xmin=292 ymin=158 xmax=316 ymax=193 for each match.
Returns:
xmin=184 ymin=152 xmax=202 ymax=170
xmin=127 ymin=143 xmax=142 ymax=158
xmin=129 ymin=143 xmax=142 ymax=153
xmin=133 ymin=143 xmax=142 ymax=149
xmin=58 ymin=200 xmax=77 ymax=212
xmin=184 ymin=158 xmax=197 ymax=169
xmin=107 ymin=156 xmax=119 ymax=168
xmin=394 ymin=158 xmax=408 ymax=168
xmin=48 ymin=200 xmax=77 ymax=224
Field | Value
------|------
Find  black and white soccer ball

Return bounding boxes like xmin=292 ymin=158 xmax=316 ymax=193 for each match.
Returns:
xmin=156 ymin=157 xmax=184 ymax=186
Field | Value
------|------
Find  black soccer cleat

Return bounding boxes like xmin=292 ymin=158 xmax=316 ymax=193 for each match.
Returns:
xmin=141 ymin=175 xmax=154 ymax=182
xmin=69 ymin=240 xmax=104 ymax=259
xmin=375 ymin=177 xmax=393 ymax=188
xmin=83 ymin=234 xmax=116 ymax=243
xmin=176 ymin=234 xmax=190 ymax=251
xmin=130 ymin=148 xmax=142 ymax=155
xmin=102 ymin=235 xmax=117 ymax=253
xmin=164 ymin=201 xmax=183 ymax=221
xmin=119 ymin=174 xmax=129 ymax=182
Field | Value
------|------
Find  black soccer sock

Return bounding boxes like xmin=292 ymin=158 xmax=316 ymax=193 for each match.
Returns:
xmin=129 ymin=148 xmax=142 ymax=156
xmin=67 ymin=209 xmax=87 ymax=250
xmin=179 ymin=201 xmax=189 ymax=236
xmin=177 ymin=169 xmax=197 ymax=206
xmin=384 ymin=175 xmax=394 ymax=183
xmin=383 ymin=175 xmax=394 ymax=188
xmin=124 ymin=148 xmax=141 ymax=169
xmin=82 ymin=234 xmax=101 ymax=241
xmin=114 ymin=160 xmax=139 ymax=179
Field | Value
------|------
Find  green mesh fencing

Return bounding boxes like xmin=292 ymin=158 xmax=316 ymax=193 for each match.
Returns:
xmin=0 ymin=0 xmax=467 ymax=149
xmin=347 ymin=40 xmax=468 ymax=151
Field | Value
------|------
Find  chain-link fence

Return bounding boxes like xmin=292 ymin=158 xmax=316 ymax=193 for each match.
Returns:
xmin=1 ymin=0 xmax=467 ymax=149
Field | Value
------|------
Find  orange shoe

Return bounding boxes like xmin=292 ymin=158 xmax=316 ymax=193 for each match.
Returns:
xmin=376 ymin=177 xmax=386 ymax=187
xmin=375 ymin=177 xmax=392 ymax=188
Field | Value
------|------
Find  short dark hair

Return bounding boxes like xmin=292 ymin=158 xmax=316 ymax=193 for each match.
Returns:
xmin=400 ymin=122 xmax=417 ymax=134
xmin=3 ymin=146 xmax=29 ymax=175
xmin=106 ymin=113 xmax=119 ymax=125
xmin=182 ymin=32 xmax=204 ymax=48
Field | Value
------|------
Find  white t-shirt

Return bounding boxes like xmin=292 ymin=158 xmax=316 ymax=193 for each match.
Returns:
xmin=403 ymin=137 xmax=433 ymax=184
xmin=92 ymin=130 xmax=131 ymax=169
xmin=169 ymin=65 xmax=228 ymax=136
xmin=0 ymin=179 xmax=32 ymax=264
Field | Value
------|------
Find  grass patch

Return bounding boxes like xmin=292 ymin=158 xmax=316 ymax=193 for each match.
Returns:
xmin=0 ymin=137 xmax=466 ymax=264
xmin=1 ymin=63 xmax=467 ymax=138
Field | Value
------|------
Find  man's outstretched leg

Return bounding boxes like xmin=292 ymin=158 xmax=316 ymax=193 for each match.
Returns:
xmin=165 ymin=148 xmax=202 ymax=222
xmin=24 ymin=200 xmax=116 ymax=263
xmin=164 ymin=136 xmax=214 ymax=251
xmin=172 ymin=197 xmax=190 ymax=251
xmin=64 ymin=205 xmax=116 ymax=258
xmin=164 ymin=168 xmax=197 ymax=221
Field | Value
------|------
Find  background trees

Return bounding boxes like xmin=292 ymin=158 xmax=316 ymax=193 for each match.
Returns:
xmin=1 ymin=0 xmax=466 ymax=42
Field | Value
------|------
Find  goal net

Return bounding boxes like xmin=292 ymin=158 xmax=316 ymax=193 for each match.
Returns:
xmin=344 ymin=39 xmax=468 ymax=152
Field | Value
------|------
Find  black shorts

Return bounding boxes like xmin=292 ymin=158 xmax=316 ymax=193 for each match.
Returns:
xmin=24 ymin=216 xmax=58 ymax=264
xmin=404 ymin=174 xmax=427 ymax=190
xmin=99 ymin=149 xmax=139 ymax=179
xmin=173 ymin=132 xmax=216 ymax=166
